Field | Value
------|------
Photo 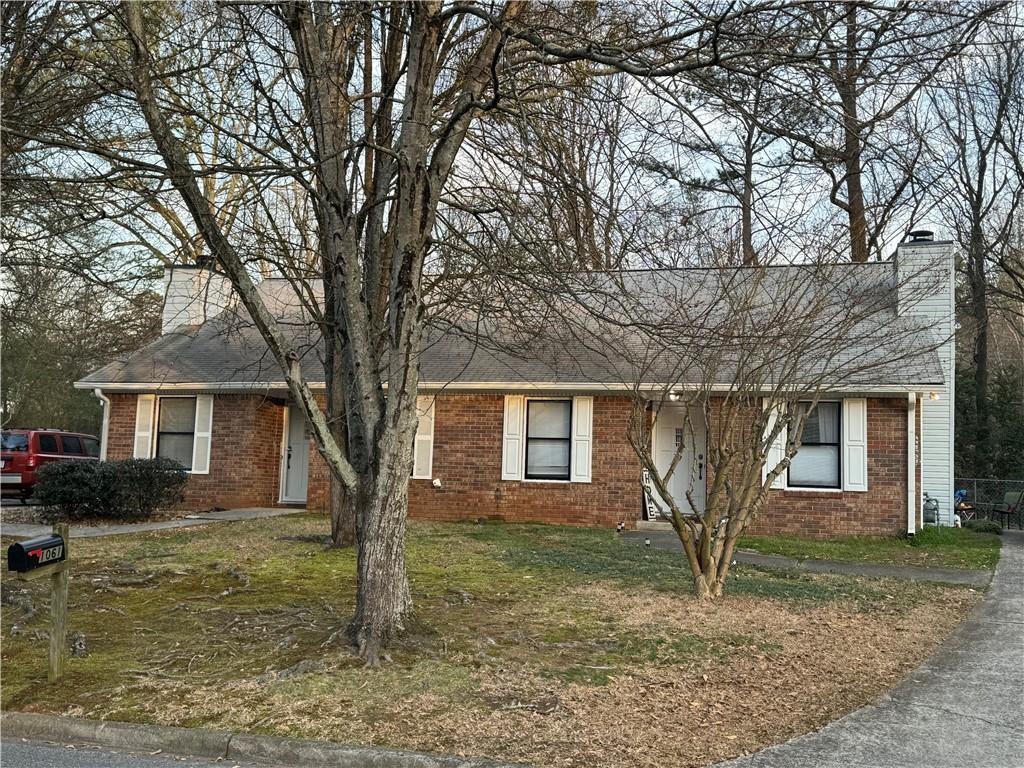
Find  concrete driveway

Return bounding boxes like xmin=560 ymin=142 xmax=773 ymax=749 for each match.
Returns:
xmin=717 ymin=531 xmax=1024 ymax=768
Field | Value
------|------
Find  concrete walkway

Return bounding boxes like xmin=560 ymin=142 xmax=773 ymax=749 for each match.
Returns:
xmin=622 ymin=530 xmax=993 ymax=586
xmin=716 ymin=530 xmax=1024 ymax=768
xmin=0 ymin=507 xmax=302 ymax=540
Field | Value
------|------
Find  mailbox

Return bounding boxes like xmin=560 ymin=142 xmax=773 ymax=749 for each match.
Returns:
xmin=7 ymin=534 xmax=66 ymax=573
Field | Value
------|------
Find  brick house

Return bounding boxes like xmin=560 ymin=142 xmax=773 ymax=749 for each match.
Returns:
xmin=77 ymin=236 xmax=954 ymax=537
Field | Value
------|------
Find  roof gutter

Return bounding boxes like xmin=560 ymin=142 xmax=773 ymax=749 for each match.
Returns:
xmin=907 ymin=392 xmax=918 ymax=535
xmin=74 ymin=380 xmax=943 ymax=396
xmin=92 ymin=388 xmax=111 ymax=461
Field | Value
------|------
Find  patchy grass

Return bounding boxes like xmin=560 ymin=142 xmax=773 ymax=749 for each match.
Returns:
xmin=740 ymin=526 xmax=1001 ymax=571
xmin=1 ymin=516 xmax=982 ymax=768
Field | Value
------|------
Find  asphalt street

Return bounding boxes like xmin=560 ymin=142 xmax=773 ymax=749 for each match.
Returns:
xmin=0 ymin=740 xmax=281 ymax=768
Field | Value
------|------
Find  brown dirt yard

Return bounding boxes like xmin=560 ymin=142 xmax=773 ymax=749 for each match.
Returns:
xmin=0 ymin=515 xmax=986 ymax=767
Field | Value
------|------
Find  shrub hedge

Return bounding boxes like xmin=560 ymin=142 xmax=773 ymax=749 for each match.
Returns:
xmin=35 ymin=458 xmax=188 ymax=522
xmin=963 ymin=518 xmax=1003 ymax=536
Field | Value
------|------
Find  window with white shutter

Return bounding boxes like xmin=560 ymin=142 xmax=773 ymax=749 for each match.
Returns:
xmin=412 ymin=396 xmax=434 ymax=479
xmin=133 ymin=394 xmax=156 ymax=459
xmin=502 ymin=396 xmax=594 ymax=483
xmin=789 ymin=401 xmax=841 ymax=489
xmin=842 ymin=398 xmax=868 ymax=492
xmin=570 ymin=396 xmax=593 ymax=483
xmin=501 ymin=395 xmax=526 ymax=481
xmin=761 ymin=398 xmax=787 ymax=489
xmin=191 ymin=395 xmax=214 ymax=475
xmin=143 ymin=395 xmax=214 ymax=474
xmin=155 ymin=397 xmax=197 ymax=470
xmin=525 ymin=399 xmax=572 ymax=480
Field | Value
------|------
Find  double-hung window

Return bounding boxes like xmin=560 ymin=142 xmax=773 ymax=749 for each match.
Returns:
xmin=525 ymin=399 xmax=572 ymax=480
xmin=156 ymin=397 xmax=197 ymax=470
xmin=788 ymin=401 xmax=841 ymax=489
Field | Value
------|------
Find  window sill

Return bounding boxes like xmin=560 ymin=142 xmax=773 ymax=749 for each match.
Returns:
xmin=778 ymin=486 xmax=843 ymax=494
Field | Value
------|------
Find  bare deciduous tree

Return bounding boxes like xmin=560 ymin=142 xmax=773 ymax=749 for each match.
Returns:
xmin=37 ymin=0 xmax=794 ymax=662
xmin=927 ymin=10 xmax=1024 ymax=476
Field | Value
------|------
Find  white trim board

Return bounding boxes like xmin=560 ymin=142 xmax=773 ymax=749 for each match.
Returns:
xmin=78 ymin=380 xmax=941 ymax=395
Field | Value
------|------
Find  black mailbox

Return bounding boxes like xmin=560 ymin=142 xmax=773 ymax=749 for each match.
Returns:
xmin=7 ymin=534 xmax=66 ymax=573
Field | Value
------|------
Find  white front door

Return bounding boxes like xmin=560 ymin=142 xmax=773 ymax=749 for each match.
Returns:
xmin=281 ymin=405 xmax=309 ymax=503
xmin=652 ymin=405 xmax=707 ymax=516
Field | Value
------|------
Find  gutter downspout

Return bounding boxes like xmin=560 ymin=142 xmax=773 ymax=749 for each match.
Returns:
xmin=907 ymin=392 xmax=917 ymax=535
xmin=93 ymin=388 xmax=110 ymax=461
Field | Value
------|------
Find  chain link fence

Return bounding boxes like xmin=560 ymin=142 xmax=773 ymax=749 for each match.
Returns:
xmin=954 ymin=477 xmax=1024 ymax=521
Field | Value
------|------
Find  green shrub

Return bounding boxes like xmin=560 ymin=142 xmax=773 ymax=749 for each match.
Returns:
xmin=964 ymin=518 xmax=1003 ymax=535
xmin=111 ymin=458 xmax=188 ymax=519
xmin=34 ymin=461 xmax=106 ymax=520
xmin=35 ymin=458 xmax=188 ymax=522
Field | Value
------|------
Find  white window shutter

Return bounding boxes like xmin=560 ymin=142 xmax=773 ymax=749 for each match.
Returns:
xmin=191 ymin=395 xmax=214 ymax=474
xmin=412 ymin=395 xmax=435 ymax=479
xmin=501 ymin=395 xmax=525 ymax=481
xmin=843 ymin=397 xmax=868 ymax=492
xmin=762 ymin=398 xmax=787 ymax=489
xmin=134 ymin=395 xmax=156 ymax=458
xmin=571 ymin=396 xmax=593 ymax=483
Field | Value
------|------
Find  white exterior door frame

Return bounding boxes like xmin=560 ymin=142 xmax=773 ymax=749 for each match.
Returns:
xmin=650 ymin=404 xmax=708 ymax=517
xmin=279 ymin=405 xmax=310 ymax=503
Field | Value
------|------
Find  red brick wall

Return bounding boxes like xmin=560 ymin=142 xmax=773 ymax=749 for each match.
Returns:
xmin=105 ymin=393 xmax=283 ymax=509
xmin=747 ymin=397 xmax=915 ymax=537
xmin=105 ymin=391 xmax=919 ymax=536
xmin=409 ymin=394 xmax=643 ymax=527
xmin=305 ymin=394 xmax=329 ymax=513
xmin=306 ymin=393 xmax=643 ymax=527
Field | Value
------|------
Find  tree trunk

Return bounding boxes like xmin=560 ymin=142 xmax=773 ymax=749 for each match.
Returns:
xmin=348 ymin=444 xmax=414 ymax=665
xmin=692 ymin=571 xmax=725 ymax=600
xmin=329 ymin=475 xmax=356 ymax=547
xmin=840 ymin=5 xmax=869 ymax=264
xmin=740 ymin=173 xmax=756 ymax=266
xmin=693 ymin=573 xmax=713 ymax=600
xmin=741 ymin=115 xmax=757 ymax=266
xmin=844 ymin=146 xmax=869 ymax=263
xmin=692 ymin=547 xmax=726 ymax=600
xmin=326 ymin=339 xmax=355 ymax=547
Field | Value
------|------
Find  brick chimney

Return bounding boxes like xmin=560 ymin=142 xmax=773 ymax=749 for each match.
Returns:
xmin=161 ymin=265 xmax=234 ymax=334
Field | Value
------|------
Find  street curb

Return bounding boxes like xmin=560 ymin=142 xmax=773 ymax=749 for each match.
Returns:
xmin=227 ymin=731 xmax=512 ymax=767
xmin=1 ymin=712 xmax=522 ymax=767
xmin=1 ymin=712 xmax=229 ymax=758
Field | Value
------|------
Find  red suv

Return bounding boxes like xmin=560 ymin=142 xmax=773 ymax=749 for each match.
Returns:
xmin=1 ymin=429 xmax=101 ymax=502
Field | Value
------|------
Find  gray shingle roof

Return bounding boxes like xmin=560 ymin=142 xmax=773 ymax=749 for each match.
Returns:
xmin=78 ymin=262 xmax=945 ymax=391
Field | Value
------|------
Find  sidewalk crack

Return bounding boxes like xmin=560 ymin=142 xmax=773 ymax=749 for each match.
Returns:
xmin=903 ymin=702 xmax=1024 ymax=734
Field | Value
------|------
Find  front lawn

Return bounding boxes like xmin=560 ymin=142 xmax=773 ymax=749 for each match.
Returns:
xmin=2 ymin=516 xmax=981 ymax=768
xmin=739 ymin=526 xmax=1001 ymax=571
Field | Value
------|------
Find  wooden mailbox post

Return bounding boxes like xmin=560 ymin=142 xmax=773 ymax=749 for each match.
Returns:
xmin=7 ymin=523 xmax=71 ymax=682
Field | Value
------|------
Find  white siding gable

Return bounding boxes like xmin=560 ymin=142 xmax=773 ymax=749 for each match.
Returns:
xmin=897 ymin=241 xmax=955 ymax=523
